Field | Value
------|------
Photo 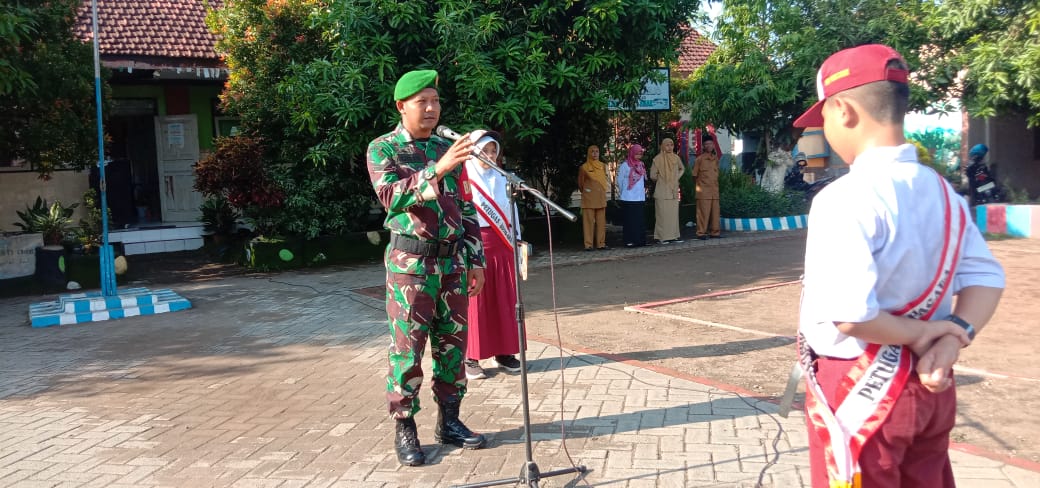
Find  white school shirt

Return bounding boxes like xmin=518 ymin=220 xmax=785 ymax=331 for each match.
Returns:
xmin=465 ymin=159 xmax=521 ymax=239
xmin=799 ymin=144 xmax=1005 ymax=359
xmin=616 ymin=162 xmax=646 ymax=202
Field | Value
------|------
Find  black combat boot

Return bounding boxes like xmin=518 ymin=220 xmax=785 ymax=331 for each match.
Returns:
xmin=434 ymin=398 xmax=486 ymax=449
xmin=395 ymin=418 xmax=426 ymax=466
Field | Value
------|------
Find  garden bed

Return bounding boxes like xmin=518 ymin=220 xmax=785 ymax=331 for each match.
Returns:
xmin=243 ymin=231 xmax=389 ymax=270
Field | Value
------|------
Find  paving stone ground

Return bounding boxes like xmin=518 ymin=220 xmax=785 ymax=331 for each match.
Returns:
xmin=1 ymin=235 xmax=1036 ymax=487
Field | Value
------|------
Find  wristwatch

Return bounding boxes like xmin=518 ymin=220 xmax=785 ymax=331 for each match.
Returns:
xmin=944 ymin=314 xmax=976 ymax=342
xmin=422 ymin=165 xmax=438 ymax=181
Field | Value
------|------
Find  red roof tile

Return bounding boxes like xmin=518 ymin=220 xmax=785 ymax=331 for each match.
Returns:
xmin=676 ymin=28 xmax=716 ymax=76
xmin=74 ymin=0 xmax=222 ymax=62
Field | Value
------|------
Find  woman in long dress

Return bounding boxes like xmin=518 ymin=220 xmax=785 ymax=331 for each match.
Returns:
xmin=462 ymin=132 xmax=522 ymax=380
xmin=650 ymin=137 xmax=685 ymax=243
xmin=615 ymin=144 xmax=647 ymax=247
xmin=577 ymin=145 xmax=609 ymax=250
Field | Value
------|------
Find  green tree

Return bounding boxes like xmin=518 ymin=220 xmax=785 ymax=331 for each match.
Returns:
xmin=677 ymin=0 xmax=936 ymax=167
xmin=906 ymin=127 xmax=960 ymax=169
xmin=0 ymin=0 xmax=105 ymax=177
xmin=927 ymin=0 xmax=1040 ymax=126
xmin=207 ymin=0 xmax=700 ymax=235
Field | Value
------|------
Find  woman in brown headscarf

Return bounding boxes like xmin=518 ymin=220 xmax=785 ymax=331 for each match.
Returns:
xmin=577 ymin=145 xmax=609 ymax=250
xmin=650 ymin=137 xmax=685 ymax=243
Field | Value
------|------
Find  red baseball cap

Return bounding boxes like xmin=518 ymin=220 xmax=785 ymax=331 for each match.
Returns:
xmin=793 ymin=44 xmax=909 ymax=128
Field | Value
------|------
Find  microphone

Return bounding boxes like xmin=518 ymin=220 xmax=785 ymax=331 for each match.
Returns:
xmin=435 ymin=125 xmax=463 ymax=141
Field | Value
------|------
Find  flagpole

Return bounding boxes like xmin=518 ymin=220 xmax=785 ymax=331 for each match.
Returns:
xmin=90 ymin=0 xmax=117 ymax=296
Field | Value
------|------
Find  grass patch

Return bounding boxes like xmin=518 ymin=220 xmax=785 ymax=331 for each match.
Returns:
xmin=983 ymin=232 xmax=1020 ymax=241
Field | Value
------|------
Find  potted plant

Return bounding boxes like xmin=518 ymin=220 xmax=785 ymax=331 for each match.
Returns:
xmin=14 ymin=197 xmax=78 ymax=288
xmin=199 ymin=195 xmax=240 ymax=246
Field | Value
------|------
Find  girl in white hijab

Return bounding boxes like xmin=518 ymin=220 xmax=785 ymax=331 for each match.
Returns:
xmin=462 ymin=131 xmax=523 ymax=380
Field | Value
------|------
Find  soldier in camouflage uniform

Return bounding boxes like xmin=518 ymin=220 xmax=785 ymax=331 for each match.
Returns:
xmin=366 ymin=70 xmax=488 ymax=467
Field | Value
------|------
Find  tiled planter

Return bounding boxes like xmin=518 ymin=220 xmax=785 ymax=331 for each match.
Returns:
xmin=976 ymin=204 xmax=1040 ymax=238
xmin=721 ymin=215 xmax=808 ymax=232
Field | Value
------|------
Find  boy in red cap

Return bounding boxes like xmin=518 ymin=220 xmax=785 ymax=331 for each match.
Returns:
xmin=794 ymin=44 xmax=1005 ymax=487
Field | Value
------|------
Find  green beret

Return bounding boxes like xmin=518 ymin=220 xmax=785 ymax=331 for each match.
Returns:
xmin=394 ymin=70 xmax=439 ymax=101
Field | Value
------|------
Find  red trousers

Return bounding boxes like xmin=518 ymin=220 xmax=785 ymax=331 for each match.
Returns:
xmin=807 ymin=355 xmax=957 ymax=488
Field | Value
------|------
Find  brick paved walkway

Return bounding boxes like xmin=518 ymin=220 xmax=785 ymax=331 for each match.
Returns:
xmin=1 ymin=235 xmax=1037 ymax=487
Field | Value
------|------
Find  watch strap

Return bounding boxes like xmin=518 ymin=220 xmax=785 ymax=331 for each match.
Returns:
xmin=944 ymin=314 xmax=976 ymax=342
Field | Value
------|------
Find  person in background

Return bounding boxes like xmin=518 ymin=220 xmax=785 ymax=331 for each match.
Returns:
xmin=692 ymin=137 xmax=721 ymax=239
xmin=650 ymin=137 xmax=685 ymax=244
xmin=964 ymin=143 xmax=1005 ymax=205
xmin=578 ymin=145 xmax=609 ymax=251
xmin=366 ymin=69 xmax=487 ymax=467
xmin=615 ymin=144 xmax=647 ymax=247
xmin=462 ymin=131 xmax=524 ymax=380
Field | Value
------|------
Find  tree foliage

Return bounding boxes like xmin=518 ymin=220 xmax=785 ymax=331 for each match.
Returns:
xmin=677 ymin=0 xmax=936 ymax=151
xmin=906 ymin=127 xmax=960 ymax=168
xmin=0 ymin=0 xmax=105 ymax=176
xmin=928 ymin=0 xmax=1040 ymax=126
xmin=207 ymin=0 xmax=700 ymax=236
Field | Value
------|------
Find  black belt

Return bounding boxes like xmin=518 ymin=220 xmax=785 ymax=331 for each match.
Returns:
xmin=390 ymin=233 xmax=461 ymax=258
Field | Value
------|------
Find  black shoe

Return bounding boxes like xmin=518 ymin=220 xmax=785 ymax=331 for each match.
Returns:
xmin=583 ymin=247 xmax=594 ymax=252
xmin=395 ymin=418 xmax=426 ymax=466
xmin=711 ymin=234 xmax=723 ymax=239
xmin=698 ymin=235 xmax=709 ymax=240
xmin=434 ymin=399 xmax=486 ymax=449
xmin=597 ymin=246 xmax=610 ymax=251
xmin=625 ymin=243 xmax=635 ymax=248
xmin=673 ymin=239 xmax=684 ymax=243
xmin=465 ymin=359 xmax=486 ymax=380
xmin=492 ymin=355 xmax=521 ymax=372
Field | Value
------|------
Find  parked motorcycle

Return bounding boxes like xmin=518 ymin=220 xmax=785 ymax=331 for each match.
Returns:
xmin=785 ymin=153 xmax=835 ymax=204
xmin=965 ymin=144 xmax=1006 ymax=205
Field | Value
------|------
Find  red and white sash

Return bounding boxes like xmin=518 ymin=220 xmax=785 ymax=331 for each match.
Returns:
xmin=467 ymin=168 xmax=515 ymax=250
xmin=801 ymin=172 xmax=967 ymax=487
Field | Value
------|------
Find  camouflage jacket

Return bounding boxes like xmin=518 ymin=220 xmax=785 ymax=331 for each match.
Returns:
xmin=367 ymin=123 xmax=485 ymax=275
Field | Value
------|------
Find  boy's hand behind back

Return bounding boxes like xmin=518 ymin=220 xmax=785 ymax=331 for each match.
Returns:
xmin=916 ymin=333 xmax=965 ymax=393
xmin=909 ymin=321 xmax=970 ymax=357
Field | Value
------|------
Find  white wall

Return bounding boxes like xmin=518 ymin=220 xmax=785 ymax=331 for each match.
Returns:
xmin=0 ymin=171 xmax=90 ymax=232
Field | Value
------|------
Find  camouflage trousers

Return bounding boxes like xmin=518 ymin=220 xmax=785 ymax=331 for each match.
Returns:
xmin=385 ymin=270 xmax=469 ymax=419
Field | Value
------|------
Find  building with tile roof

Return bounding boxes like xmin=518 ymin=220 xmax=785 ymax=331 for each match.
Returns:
xmin=74 ymin=0 xmax=224 ymax=70
xmin=675 ymin=28 xmax=716 ymax=77
xmin=62 ymin=1 xmax=233 ymax=252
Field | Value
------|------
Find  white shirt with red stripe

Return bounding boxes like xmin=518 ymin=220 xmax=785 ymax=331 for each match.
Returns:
xmin=800 ymin=144 xmax=1005 ymax=359
xmin=464 ymin=160 xmax=521 ymax=239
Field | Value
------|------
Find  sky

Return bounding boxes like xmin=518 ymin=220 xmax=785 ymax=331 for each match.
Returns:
xmin=905 ymin=110 xmax=962 ymax=133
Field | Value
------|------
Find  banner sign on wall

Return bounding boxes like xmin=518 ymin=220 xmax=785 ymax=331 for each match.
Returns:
xmin=607 ymin=68 xmax=671 ymax=111
xmin=0 ymin=233 xmax=42 ymax=279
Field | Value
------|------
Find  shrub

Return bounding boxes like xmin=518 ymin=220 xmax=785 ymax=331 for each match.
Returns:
xmin=75 ymin=189 xmax=110 ymax=253
xmin=718 ymin=169 xmax=807 ymax=218
xmin=194 ymin=136 xmax=283 ymax=210
xmin=199 ymin=195 xmax=239 ymax=236
xmin=194 ymin=136 xmax=284 ymax=236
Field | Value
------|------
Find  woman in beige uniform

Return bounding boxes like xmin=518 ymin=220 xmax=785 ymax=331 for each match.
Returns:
xmin=650 ymin=138 xmax=685 ymax=243
xmin=578 ymin=145 xmax=609 ymax=251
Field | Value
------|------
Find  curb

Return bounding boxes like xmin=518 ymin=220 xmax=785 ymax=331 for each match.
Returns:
xmin=722 ymin=214 xmax=808 ymax=232
xmin=977 ymin=203 xmax=1039 ymax=238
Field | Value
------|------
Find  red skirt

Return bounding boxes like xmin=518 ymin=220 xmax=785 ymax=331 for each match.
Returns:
xmin=467 ymin=227 xmax=521 ymax=360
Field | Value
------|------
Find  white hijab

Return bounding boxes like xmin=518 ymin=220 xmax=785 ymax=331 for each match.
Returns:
xmin=465 ymin=132 xmax=520 ymax=237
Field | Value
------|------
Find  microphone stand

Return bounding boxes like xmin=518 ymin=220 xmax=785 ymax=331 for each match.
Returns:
xmin=454 ymin=152 xmax=585 ymax=488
